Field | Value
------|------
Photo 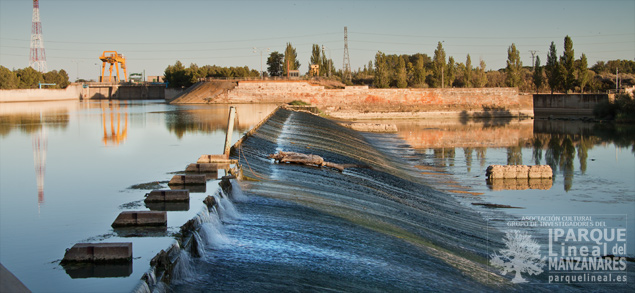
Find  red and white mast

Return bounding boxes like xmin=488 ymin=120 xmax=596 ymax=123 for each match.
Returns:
xmin=30 ymin=0 xmax=47 ymax=72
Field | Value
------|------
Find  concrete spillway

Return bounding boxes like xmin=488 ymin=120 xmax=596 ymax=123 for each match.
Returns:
xmin=169 ymin=107 xmax=511 ymax=290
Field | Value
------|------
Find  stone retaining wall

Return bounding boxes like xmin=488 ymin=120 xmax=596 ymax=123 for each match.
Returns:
xmin=222 ymin=81 xmax=533 ymax=118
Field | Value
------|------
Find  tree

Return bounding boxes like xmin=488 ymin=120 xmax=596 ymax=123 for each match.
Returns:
xmin=578 ymin=53 xmax=590 ymax=93
xmin=464 ymin=54 xmax=472 ymax=88
xmin=374 ymin=52 xmax=390 ymax=88
xmin=395 ymin=57 xmax=407 ymax=88
xmin=545 ymin=42 xmax=562 ymax=94
xmin=283 ymin=43 xmax=300 ymax=76
xmin=505 ymin=43 xmax=523 ymax=87
xmin=447 ymin=56 xmax=456 ymax=87
xmin=164 ymin=61 xmax=189 ymax=88
xmin=412 ymin=55 xmax=427 ymax=87
xmin=267 ymin=51 xmax=284 ymax=77
xmin=432 ymin=42 xmax=446 ymax=88
xmin=533 ymin=56 xmax=544 ymax=93
xmin=0 ymin=66 xmax=19 ymax=89
xmin=475 ymin=59 xmax=488 ymax=88
xmin=490 ymin=230 xmax=545 ymax=283
xmin=561 ymin=35 xmax=575 ymax=93
xmin=16 ymin=67 xmax=42 ymax=89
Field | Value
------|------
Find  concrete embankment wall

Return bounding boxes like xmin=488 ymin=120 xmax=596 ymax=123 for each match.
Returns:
xmin=0 ymin=85 xmax=82 ymax=102
xmin=215 ymin=81 xmax=533 ymax=118
xmin=533 ymin=93 xmax=610 ymax=116
xmin=82 ymin=85 xmax=165 ymax=100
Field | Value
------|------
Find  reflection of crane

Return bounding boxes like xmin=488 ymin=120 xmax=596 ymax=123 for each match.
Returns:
xmin=32 ymin=126 xmax=47 ymax=212
xmin=101 ymin=101 xmax=128 ymax=146
xmin=99 ymin=51 xmax=127 ymax=83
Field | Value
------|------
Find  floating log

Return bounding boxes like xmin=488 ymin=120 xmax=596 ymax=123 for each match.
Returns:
xmin=485 ymin=165 xmax=552 ymax=179
xmin=144 ymin=189 xmax=189 ymax=203
xmin=111 ymin=211 xmax=167 ymax=227
xmin=61 ymin=243 xmax=132 ymax=263
xmin=268 ymin=151 xmax=369 ymax=172
xmin=168 ymin=175 xmax=206 ymax=185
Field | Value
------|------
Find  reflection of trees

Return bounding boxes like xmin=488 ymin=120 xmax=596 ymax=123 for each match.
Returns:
xmin=506 ymin=145 xmax=523 ymax=165
xmin=463 ymin=147 xmax=473 ymax=172
xmin=545 ymin=136 xmax=563 ymax=174
xmin=561 ymin=136 xmax=575 ymax=192
xmin=0 ymin=112 xmax=69 ymax=137
xmin=433 ymin=148 xmax=455 ymax=166
xmin=532 ymin=138 xmax=543 ymax=165
xmin=476 ymin=148 xmax=487 ymax=168
xmin=577 ymin=139 xmax=589 ymax=174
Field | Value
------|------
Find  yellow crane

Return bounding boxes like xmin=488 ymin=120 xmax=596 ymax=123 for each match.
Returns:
xmin=99 ymin=51 xmax=127 ymax=83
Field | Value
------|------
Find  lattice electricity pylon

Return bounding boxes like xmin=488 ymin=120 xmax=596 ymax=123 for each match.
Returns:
xmin=342 ymin=26 xmax=351 ymax=82
xmin=30 ymin=0 xmax=47 ymax=73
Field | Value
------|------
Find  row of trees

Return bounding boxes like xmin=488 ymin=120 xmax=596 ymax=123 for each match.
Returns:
xmin=164 ymin=61 xmax=260 ymax=88
xmin=346 ymin=36 xmax=632 ymax=93
xmin=0 ymin=66 xmax=70 ymax=89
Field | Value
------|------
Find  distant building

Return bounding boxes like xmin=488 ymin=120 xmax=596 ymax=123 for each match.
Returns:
xmin=147 ymin=76 xmax=164 ymax=83
xmin=288 ymin=70 xmax=300 ymax=79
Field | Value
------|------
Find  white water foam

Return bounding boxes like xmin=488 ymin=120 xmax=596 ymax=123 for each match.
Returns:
xmin=214 ymin=192 xmax=240 ymax=221
xmin=172 ymin=250 xmax=196 ymax=284
xmin=230 ymin=180 xmax=248 ymax=202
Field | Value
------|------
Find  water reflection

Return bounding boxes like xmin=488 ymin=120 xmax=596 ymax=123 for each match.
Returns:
xmin=32 ymin=128 xmax=47 ymax=209
xmin=164 ymin=104 xmax=278 ymax=139
xmin=393 ymin=119 xmax=634 ymax=191
xmin=101 ymin=101 xmax=128 ymax=146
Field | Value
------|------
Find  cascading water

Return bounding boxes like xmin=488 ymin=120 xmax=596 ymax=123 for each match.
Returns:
xmin=171 ymin=250 xmax=195 ymax=284
xmin=213 ymin=191 xmax=240 ymax=221
xmin=170 ymin=108 xmax=620 ymax=291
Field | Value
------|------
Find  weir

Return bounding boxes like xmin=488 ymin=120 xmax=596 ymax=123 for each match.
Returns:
xmin=184 ymin=106 xmax=514 ymax=290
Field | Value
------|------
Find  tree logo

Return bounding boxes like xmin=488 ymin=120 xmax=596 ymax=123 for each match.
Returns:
xmin=490 ymin=230 xmax=545 ymax=283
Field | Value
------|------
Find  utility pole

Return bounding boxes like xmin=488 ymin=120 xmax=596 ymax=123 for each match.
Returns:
xmin=529 ymin=50 xmax=538 ymax=71
xmin=253 ymin=47 xmax=269 ymax=79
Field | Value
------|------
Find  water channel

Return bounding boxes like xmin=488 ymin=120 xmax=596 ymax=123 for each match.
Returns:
xmin=0 ymin=100 xmax=633 ymax=292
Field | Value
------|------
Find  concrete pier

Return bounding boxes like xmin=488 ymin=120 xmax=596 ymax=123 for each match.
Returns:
xmin=186 ymin=163 xmax=227 ymax=173
xmin=111 ymin=211 xmax=168 ymax=227
xmin=486 ymin=165 xmax=553 ymax=179
xmin=144 ymin=190 xmax=189 ymax=203
xmin=196 ymin=154 xmax=237 ymax=164
xmin=62 ymin=243 xmax=132 ymax=263
xmin=168 ymin=175 xmax=207 ymax=185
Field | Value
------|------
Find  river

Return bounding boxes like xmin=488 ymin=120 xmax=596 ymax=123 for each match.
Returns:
xmin=0 ymin=101 xmax=633 ymax=292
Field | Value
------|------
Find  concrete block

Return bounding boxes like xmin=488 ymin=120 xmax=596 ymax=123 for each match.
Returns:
xmin=168 ymin=175 xmax=206 ymax=185
xmin=62 ymin=262 xmax=133 ymax=279
xmin=62 ymin=243 xmax=132 ymax=263
xmin=185 ymin=163 xmax=226 ymax=173
xmin=197 ymin=154 xmax=238 ymax=164
xmin=111 ymin=211 xmax=167 ymax=227
xmin=169 ymin=184 xmax=206 ymax=193
xmin=146 ymin=201 xmax=190 ymax=212
xmin=486 ymin=165 xmax=552 ymax=179
xmin=144 ymin=189 xmax=189 ymax=202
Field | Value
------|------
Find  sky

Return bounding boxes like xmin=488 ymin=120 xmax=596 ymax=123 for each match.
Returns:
xmin=1 ymin=0 xmax=634 ymax=81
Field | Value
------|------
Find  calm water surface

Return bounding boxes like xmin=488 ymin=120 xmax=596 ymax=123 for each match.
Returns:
xmin=0 ymin=100 xmax=277 ymax=292
xmin=1 ymin=101 xmax=634 ymax=292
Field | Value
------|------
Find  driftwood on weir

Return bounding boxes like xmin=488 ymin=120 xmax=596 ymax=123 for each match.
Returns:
xmin=268 ymin=151 xmax=368 ymax=172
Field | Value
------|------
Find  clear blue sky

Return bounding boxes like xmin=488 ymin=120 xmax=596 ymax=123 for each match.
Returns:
xmin=1 ymin=0 xmax=633 ymax=81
